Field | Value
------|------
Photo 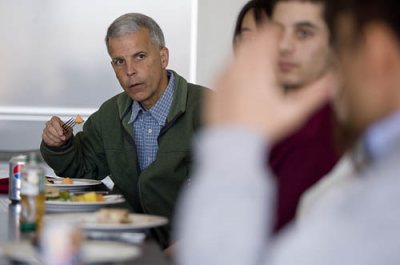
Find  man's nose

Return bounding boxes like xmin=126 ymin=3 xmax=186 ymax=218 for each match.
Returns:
xmin=279 ymin=34 xmax=295 ymax=55
xmin=126 ymin=61 xmax=137 ymax=76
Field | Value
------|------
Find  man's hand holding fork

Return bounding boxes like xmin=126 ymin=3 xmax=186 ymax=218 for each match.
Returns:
xmin=42 ymin=115 xmax=84 ymax=147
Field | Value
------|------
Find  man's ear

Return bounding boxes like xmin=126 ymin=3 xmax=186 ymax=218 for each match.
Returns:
xmin=160 ymin=47 xmax=169 ymax=69
xmin=363 ymin=22 xmax=400 ymax=83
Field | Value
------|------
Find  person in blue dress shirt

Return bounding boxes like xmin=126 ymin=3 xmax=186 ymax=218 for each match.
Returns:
xmin=175 ymin=0 xmax=400 ymax=264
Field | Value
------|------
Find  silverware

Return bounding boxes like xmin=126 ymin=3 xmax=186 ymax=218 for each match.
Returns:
xmin=61 ymin=115 xmax=84 ymax=133
xmin=61 ymin=117 xmax=77 ymax=133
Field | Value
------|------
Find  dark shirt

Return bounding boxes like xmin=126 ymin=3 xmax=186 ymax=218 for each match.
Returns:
xmin=269 ymin=103 xmax=340 ymax=232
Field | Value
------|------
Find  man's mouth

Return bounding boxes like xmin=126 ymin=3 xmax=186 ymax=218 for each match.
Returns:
xmin=278 ymin=62 xmax=298 ymax=72
xmin=129 ymin=82 xmax=144 ymax=89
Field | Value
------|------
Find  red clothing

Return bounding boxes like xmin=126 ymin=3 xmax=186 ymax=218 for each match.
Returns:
xmin=269 ymin=103 xmax=340 ymax=232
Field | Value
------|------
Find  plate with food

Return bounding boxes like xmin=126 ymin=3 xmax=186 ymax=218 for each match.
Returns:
xmin=45 ymin=209 xmax=168 ymax=231
xmin=46 ymin=176 xmax=101 ymax=192
xmin=45 ymin=191 xmax=125 ymax=212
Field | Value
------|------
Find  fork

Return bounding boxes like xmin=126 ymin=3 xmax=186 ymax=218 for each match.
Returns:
xmin=61 ymin=117 xmax=76 ymax=133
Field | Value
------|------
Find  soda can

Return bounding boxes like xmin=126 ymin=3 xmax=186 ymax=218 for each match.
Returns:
xmin=8 ymin=202 xmax=21 ymax=241
xmin=9 ymin=155 xmax=27 ymax=202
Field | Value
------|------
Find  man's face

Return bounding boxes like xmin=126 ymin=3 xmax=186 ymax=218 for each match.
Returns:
xmin=273 ymin=1 xmax=332 ymax=89
xmin=109 ymin=28 xmax=169 ymax=109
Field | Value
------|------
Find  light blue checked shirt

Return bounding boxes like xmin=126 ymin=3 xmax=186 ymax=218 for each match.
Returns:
xmin=129 ymin=71 xmax=175 ymax=171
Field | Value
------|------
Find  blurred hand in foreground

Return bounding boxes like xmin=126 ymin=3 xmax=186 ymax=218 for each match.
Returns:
xmin=205 ymin=24 xmax=336 ymax=144
xmin=42 ymin=116 xmax=73 ymax=147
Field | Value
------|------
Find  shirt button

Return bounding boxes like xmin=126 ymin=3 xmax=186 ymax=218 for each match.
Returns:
xmin=148 ymin=129 xmax=152 ymax=134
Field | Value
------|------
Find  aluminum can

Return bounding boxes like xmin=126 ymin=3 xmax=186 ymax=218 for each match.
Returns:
xmin=8 ymin=202 xmax=21 ymax=241
xmin=8 ymin=155 xmax=27 ymax=202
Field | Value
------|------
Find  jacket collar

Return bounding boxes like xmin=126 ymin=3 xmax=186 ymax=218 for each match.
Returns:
xmin=165 ymin=70 xmax=188 ymax=122
xmin=117 ymin=70 xmax=188 ymax=125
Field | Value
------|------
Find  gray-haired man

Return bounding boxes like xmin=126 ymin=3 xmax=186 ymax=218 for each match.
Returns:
xmin=41 ymin=13 xmax=206 ymax=248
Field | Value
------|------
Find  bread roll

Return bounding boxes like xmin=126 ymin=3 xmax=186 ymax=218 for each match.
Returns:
xmin=96 ymin=208 xmax=131 ymax=224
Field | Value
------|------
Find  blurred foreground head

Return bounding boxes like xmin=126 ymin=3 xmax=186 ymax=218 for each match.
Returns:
xmin=325 ymin=0 xmax=400 ymax=46
xmin=325 ymin=0 xmax=400 ymax=137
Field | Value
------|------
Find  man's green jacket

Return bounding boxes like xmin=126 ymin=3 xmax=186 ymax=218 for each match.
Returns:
xmin=41 ymin=71 xmax=205 ymax=248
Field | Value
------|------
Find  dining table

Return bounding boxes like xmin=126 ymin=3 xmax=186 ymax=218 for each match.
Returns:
xmin=0 ymin=195 xmax=172 ymax=265
xmin=0 ymin=151 xmax=174 ymax=264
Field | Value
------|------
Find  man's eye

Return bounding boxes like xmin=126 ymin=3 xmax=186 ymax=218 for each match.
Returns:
xmin=297 ymin=30 xmax=313 ymax=39
xmin=136 ymin=53 xmax=146 ymax=60
xmin=113 ymin=58 xmax=125 ymax=65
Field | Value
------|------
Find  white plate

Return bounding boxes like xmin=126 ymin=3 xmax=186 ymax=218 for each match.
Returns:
xmin=46 ymin=195 xmax=125 ymax=212
xmin=45 ymin=212 xmax=168 ymax=231
xmin=46 ymin=178 xmax=102 ymax=192
xmin=1 ymin=240 xmax=141 ymax=264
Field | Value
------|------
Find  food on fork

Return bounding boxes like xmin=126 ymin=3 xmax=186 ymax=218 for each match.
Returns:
xmin=61 ymin=177 xmax=73 ymax=184
xmin=74 ymin=114 xmax=84 ymax=124
xmin=62 ymin=115 xmax=85 ymax=132
xmin=96 ymin=208 xmax=131 ymax=224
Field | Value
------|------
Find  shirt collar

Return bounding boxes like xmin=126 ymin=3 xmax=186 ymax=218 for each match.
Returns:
xmin=362 ymin=111 xmax=400 ymax=162
xmin=129 ymin=70 xmax=175 ymax=126
xmin=130 ymin=100 xmax=142 ymax=124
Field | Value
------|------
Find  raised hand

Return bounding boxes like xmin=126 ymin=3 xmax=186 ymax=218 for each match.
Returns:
xmin=42 ymin=116 xmax=73 ymax=147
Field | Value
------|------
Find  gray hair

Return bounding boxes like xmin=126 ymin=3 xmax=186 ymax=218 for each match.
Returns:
xmin=105 ymin=13 xmax=165 ymax=54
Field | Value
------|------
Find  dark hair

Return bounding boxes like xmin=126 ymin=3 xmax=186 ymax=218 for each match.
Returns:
xmin=325 ymin=0 xmax=400 ymax=46
xmin=271 ymin=0 xmax=326 ymax=14
xmin=233 ymin=0 xmax=273 ymax=45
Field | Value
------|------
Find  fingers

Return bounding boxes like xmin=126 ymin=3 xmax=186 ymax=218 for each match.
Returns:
xmin=266 ymin=71 xmax=338 ymax=142
xmin=287 ymin=74 xmax=336 ymax=113
xmin=204 ymin=23 xmax=284 ymax=135
xmin=287 ymin=71 xmax=337 ymax=118
xmin=42 ymin=116 xmax=71 ymax=147
xmin=234 ymin=23 xmax=282 ymax=94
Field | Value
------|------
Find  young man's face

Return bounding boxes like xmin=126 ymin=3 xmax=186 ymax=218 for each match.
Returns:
xmin=273 ymin=1 xmax=332 ymax=89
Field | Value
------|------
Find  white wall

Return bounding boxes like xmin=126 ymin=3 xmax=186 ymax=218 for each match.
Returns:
xmin=0 ymin=0 xmax=192 ymax=109
xmin=0 ymin=0 xmax=193 ymax=150
xmin=196 ymin=0 xmax=249 ymax=88
xmin=0 ymin=0 xmax=248 ymax=150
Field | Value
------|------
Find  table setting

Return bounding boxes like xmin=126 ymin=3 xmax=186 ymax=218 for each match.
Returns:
xmin=0 ymin=154 xmax=171 ymax=265
xmin=1 ymin=238 xmax=143 ymax=265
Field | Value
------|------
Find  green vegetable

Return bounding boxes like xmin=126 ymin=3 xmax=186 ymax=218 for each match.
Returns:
xmin=59 ymin=191 xmax=71 ymax=201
